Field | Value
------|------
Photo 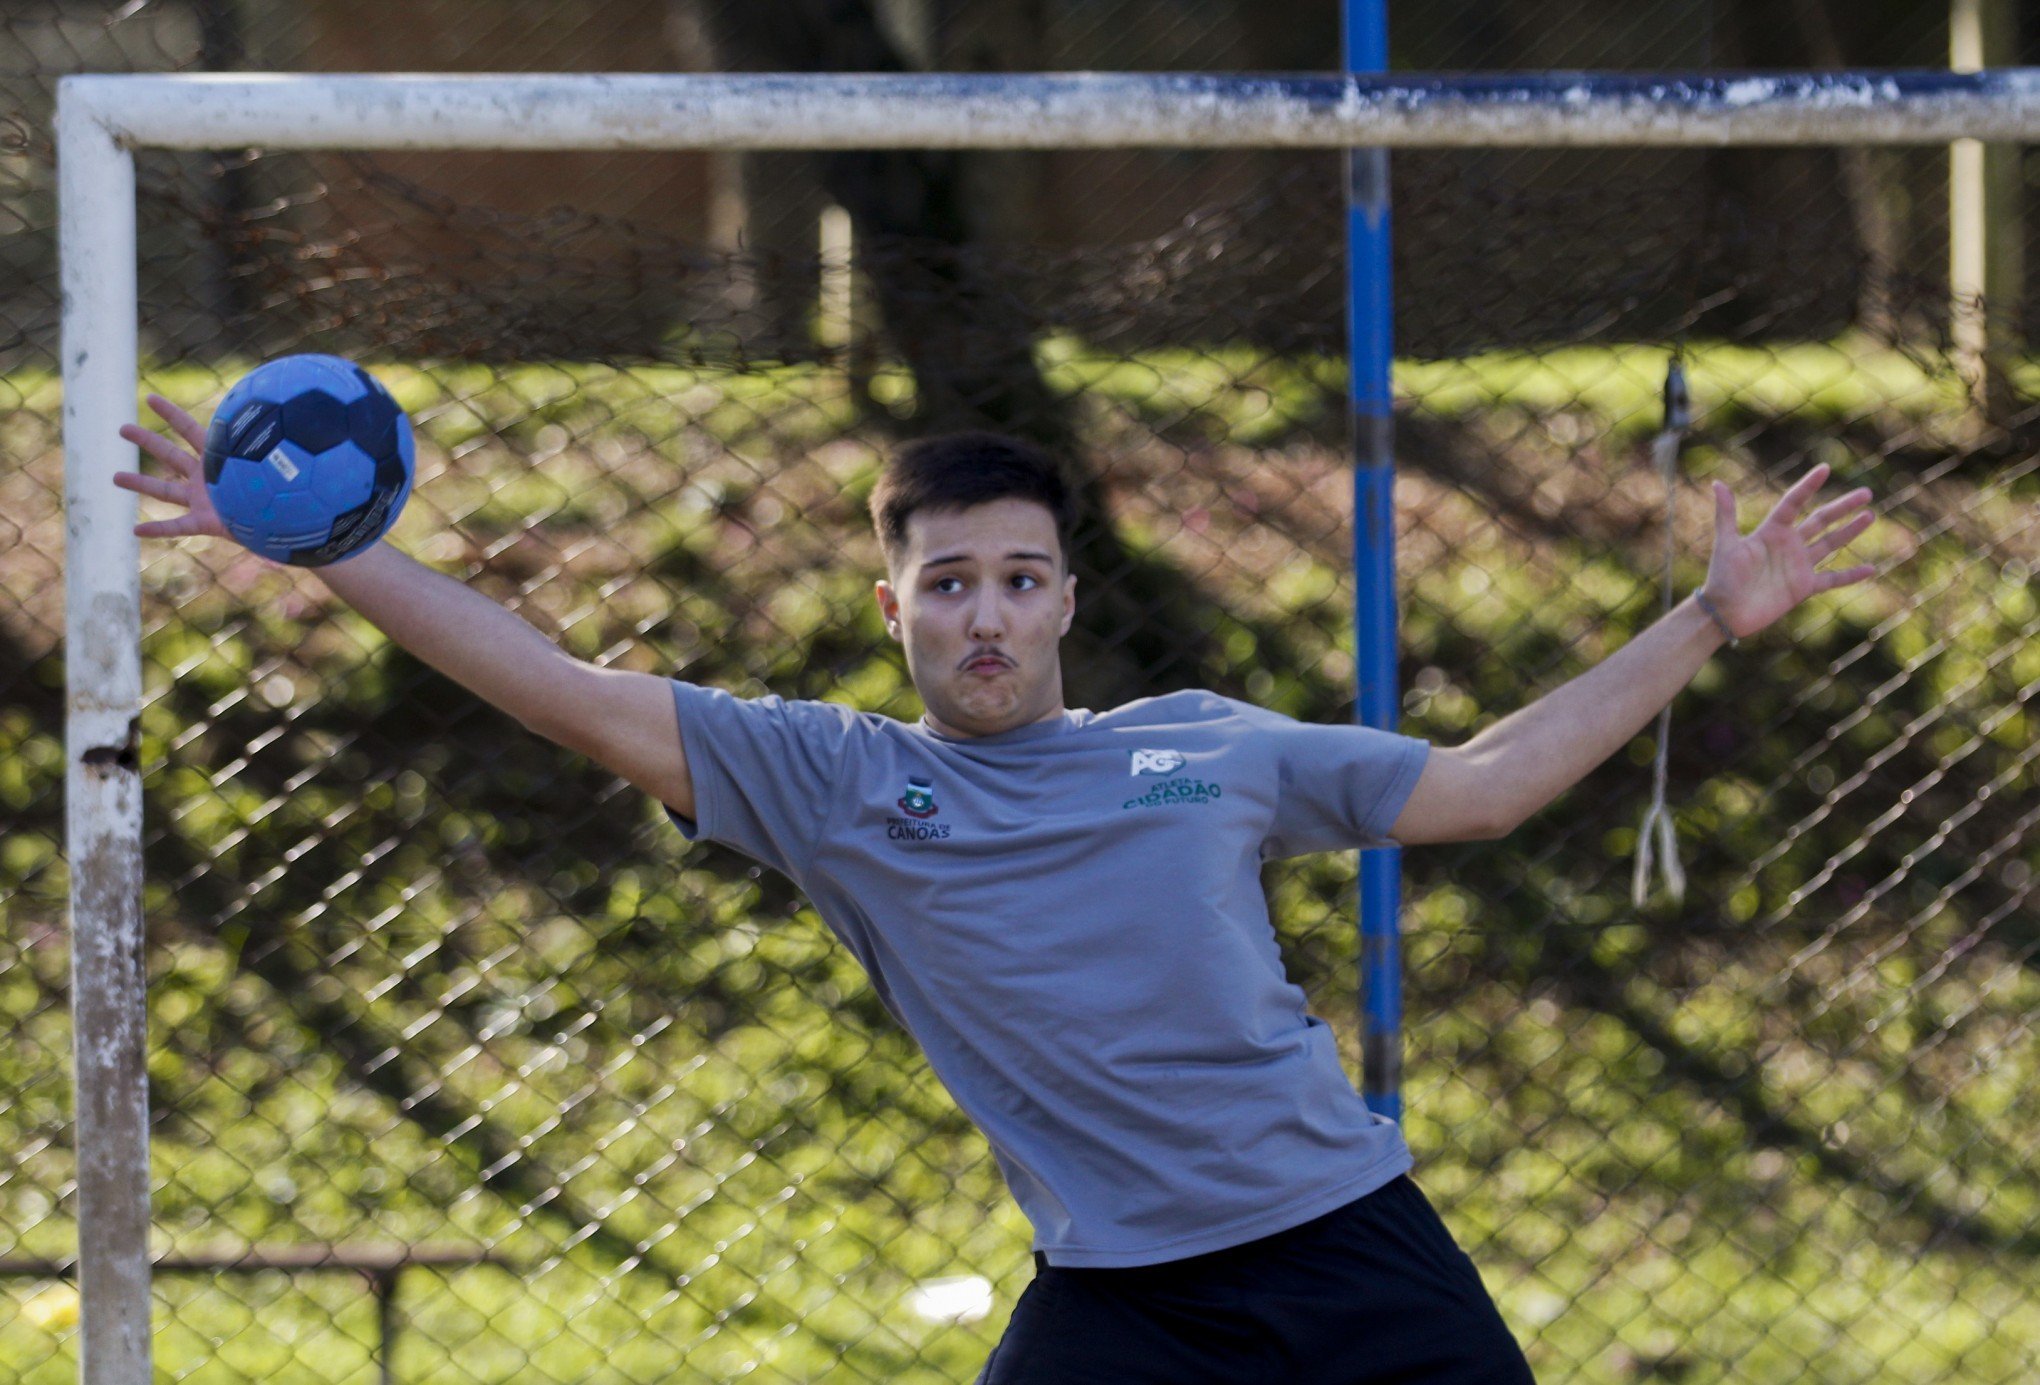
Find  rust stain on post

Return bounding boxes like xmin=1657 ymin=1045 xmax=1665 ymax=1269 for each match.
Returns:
xmin=79 ymin=716 xmax=140 ymax=775
xmin=69 ymin=715 xmax=151 ymax=1380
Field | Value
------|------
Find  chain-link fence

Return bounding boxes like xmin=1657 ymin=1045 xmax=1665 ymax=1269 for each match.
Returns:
xmin=7 ymin=11 xmax=2040 ymax=1385
xmin=4 ymin=0 xmax=2031 ymax=368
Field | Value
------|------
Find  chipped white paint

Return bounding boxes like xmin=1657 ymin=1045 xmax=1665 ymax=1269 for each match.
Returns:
xmin=1719 ymin=78 xmax=1783 ymax=107
xmin=54 ymin=70 xmax=2040 ymax=152
xmin=58 ymin=82 xmax=152 ymax=1385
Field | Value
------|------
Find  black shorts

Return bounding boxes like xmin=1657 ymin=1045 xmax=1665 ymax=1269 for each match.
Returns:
xmin=974 ymin=1176 xmax=1536 ymax=1384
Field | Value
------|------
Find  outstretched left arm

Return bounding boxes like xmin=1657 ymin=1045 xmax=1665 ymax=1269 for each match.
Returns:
xmin=1389 ymin=463 xmax=1882 ymax=844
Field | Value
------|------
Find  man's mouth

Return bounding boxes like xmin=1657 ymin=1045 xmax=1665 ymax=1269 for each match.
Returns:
xmin=965 ymin=655 xmax=1013 ymax=675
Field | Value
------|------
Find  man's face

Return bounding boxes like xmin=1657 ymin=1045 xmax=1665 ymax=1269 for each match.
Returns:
xmin=875 ymin=498 xmax=1077 ymax=738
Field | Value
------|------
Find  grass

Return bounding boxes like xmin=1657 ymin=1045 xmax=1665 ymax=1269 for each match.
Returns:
xmin=1 ymin=330 xmax=2019 ymax=458
xmin=2 ymin=338 xmax=2036 ymax=1382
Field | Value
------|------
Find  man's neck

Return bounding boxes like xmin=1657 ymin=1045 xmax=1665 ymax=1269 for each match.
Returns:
xmin=925 ymin=702 xmax=1067 ymax=740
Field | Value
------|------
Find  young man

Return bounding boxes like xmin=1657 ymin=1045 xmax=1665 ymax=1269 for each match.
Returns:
xmin=118 ymin=409 xmax=1878 ymax=1382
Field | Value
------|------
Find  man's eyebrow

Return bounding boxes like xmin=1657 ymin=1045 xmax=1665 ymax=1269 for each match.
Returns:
xmin=920 ymin=550 xmax=1056 ymax=569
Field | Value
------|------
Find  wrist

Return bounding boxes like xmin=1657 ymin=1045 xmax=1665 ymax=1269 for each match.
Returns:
xmin=315 ymin=539 xmax=398 ymax=584
xmin=1691 ymin=589 xmax=1739 ymax=647
xmin=324 ymin=537 xmax=391 ymax=567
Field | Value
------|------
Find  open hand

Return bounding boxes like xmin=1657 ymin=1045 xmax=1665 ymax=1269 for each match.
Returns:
xmin=1702 ymin=462 xmax=1879 ymax=639
xmin=114 ymin=394 xmax=228 ymax=541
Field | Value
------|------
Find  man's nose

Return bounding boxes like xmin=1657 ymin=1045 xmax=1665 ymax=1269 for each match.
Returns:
xmin=969 ymin=590 xmax=1006 ymax=640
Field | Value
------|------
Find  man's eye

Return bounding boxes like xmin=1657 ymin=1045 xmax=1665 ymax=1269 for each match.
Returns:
xmin=933 ymin=577 xmax=962 ymax=594
xmin=1011 ymin=574 xmax=1040 ymax=590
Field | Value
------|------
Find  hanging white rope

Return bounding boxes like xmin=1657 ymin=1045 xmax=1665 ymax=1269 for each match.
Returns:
xmin=1633 ymin=358 xmax=1691 ymax=908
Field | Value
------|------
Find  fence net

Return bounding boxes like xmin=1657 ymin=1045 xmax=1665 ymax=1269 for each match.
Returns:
xmin=7 ymin=42 xmax=2040 ymax=1385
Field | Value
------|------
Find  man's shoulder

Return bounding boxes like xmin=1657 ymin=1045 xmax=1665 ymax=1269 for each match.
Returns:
xmin=670 ymin=679 xmax=903 ymax=739
xmin=1091 ymin=688 xmax=1275 ymax=731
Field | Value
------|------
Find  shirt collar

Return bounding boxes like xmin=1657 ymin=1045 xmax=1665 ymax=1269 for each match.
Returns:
xmin=914 ymin=708 xmax=1089 ymax=745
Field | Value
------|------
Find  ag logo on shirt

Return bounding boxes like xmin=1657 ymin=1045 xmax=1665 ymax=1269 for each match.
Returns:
xmin=1124 ymin=749 xmax=1221 ymax=810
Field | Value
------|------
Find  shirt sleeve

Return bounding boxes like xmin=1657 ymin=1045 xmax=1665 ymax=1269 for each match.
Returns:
xmin=662 ymin=680 xmax=860 ymax=881
xmin=1256 ymin=710 xmax=1432 ymax=860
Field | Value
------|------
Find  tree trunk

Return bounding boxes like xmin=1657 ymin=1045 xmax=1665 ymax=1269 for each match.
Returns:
xmin=685 ymin=0 xmax=1236 ymax=704
xmin=194 ymin=0 xmax=254 ymax=343
xmin=1788 ymin=0 xmax=1904 ymax=339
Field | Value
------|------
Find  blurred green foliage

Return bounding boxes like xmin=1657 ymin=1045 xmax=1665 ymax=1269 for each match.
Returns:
xmin=2 ymin=341 xmax=2036 ymax=1383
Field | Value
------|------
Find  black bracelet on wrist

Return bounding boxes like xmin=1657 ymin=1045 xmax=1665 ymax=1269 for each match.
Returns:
xmin=1694 ymin=590 xmax=1739 ymax=647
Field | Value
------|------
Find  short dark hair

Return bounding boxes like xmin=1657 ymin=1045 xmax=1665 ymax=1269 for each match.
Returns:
xmin=869 ymin=431 xmax=1077 ymax=571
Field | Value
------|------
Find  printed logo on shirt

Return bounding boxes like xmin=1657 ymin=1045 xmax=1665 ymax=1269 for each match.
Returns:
xmin=898 ymin=777 xmax=939 ymax=819
xmin=1129 ymin=749 xmax=1186 ymax=776
xmin=1123 ymin=778 xmax=1223 ymax=811
xmin=886 ymin=776 xmax=953 ymax=841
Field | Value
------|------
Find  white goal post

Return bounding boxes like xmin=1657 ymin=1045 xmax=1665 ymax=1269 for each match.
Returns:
xmin=56 ymin=68 xmax=2040 ymax=1385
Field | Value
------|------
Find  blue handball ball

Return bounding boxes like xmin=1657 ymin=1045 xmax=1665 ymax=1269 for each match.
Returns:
xmin=202 ymin=353 xmax=414 ymax=567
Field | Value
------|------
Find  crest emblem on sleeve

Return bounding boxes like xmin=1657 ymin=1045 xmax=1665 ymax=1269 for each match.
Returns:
xmin=1129 ymin=749 xmax=1186 ymax=776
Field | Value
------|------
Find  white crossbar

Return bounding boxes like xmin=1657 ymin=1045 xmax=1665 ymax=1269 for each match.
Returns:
xmin=59 ymin=70 xmax=2040 ymax=151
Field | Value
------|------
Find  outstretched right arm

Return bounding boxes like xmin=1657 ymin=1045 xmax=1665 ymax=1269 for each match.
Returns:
xmin=316 ymin=544 xmax=698 ymax=820
xmin=117 ymin=394 xmax=697 ymax=819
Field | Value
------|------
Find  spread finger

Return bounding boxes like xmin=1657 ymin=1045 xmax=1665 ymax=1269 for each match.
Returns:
xmin=147 ymin=393 xmax=208 ymax=453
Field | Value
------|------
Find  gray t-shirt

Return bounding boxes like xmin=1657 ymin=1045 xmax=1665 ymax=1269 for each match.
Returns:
xmin=663 ymin=682 xmax=1430 ymax=1268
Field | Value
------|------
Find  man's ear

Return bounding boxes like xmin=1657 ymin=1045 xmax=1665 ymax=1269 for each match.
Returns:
xmin=875 ymin=578 xmax=903 ymax=641
xmin=1060 ymin=571 xmax=1076 ymax=636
